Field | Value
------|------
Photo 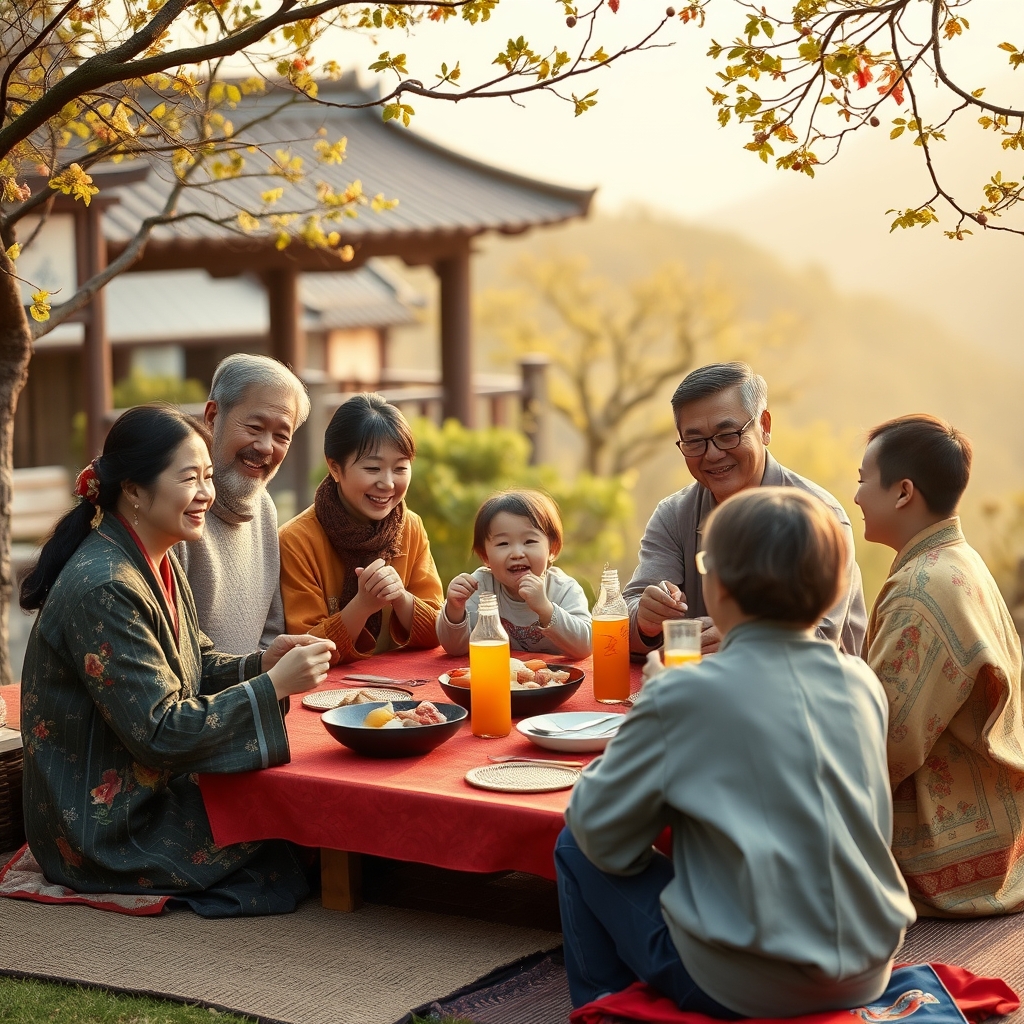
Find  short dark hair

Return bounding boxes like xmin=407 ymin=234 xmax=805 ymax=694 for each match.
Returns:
xmin=703 ymin=487 xmax=845 ymax=626
xmin=670 ymin=362 xmax=768 ymax=417
xmin=324 ymin=393 xmax=415 ymax=467
xmin=472 ymin=490 xmax=564 ymax=561
xmin=867 ymin=415 xmax=971 ymax=517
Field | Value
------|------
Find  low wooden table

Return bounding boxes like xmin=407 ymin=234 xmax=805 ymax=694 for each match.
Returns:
xmin=198 ymin=649 xmax=640 ymax=910
xmin=1 ymin=652 xmax=641 ymax=912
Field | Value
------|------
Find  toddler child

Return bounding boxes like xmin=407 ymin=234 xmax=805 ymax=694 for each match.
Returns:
xmin=436 ymin=490 xmax=591 ymax=660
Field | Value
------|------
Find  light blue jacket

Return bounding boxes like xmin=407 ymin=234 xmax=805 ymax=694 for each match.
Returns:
xmin=565 ymin=620 xmax=915 ymax=1017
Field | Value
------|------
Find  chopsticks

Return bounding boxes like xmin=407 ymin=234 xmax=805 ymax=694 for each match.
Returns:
xmin=487 ymin=755 xmax=586 ymax=768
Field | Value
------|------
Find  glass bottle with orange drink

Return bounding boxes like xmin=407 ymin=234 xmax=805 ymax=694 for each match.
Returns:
xmin=469 ymin=592 xmax=511 ymax=738
xmin=592 ymin=568 xmax=630 ymax=703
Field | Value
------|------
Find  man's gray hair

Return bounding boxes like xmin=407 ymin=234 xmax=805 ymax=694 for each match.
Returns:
xmin=670 ymin=362 xmax=768 ymax=419
xmin=209 ymin=353 xmax=311 ymax=427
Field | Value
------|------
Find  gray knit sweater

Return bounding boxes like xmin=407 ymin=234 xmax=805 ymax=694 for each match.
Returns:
xmin=176 ymin=489 xmax=285 ymax=656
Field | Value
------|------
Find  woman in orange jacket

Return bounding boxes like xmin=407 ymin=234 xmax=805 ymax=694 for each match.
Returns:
xmin=278 ymin=394 xmax=443 ymax=664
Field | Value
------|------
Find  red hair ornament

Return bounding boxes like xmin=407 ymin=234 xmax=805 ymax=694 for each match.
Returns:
xmin=73 ymin=461 xmax=104 ymax=528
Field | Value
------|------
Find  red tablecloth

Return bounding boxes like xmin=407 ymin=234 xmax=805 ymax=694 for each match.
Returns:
xmin=199 ymin=649 xmax=641 ymax=880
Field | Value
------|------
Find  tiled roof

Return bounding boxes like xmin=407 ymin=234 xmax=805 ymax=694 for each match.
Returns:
xmin=101 ymin=76 xmax=594 ymax=247
xmin=33 ymin=260 xmax=419 ymax=349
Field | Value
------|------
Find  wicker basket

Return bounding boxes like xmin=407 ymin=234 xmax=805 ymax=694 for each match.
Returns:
xmin=0 ymin=730 xmax=24 ymax=852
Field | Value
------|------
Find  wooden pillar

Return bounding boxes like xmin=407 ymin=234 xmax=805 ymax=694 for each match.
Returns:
xmin=436 ymin=242 xmax=473 ymax=426
xmin=520 ymin=354 xmax=551 ymax=465
xmin=292 ymin=369 xmax=329 ymax=512
xmin=78 ymin=204 xmax=111 ymax=459
xmin=265 ymin=268 xmax=305 ymax=373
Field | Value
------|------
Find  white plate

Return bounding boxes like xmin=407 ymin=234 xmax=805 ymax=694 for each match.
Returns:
xmin=517 ymin=711 xmax=626 ymax=753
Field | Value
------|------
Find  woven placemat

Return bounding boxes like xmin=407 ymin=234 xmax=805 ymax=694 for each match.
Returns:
xmin=466 ymin=763 xmax=580 ymax=793
xmin=301 ymin=687 xmax=412 ymax=710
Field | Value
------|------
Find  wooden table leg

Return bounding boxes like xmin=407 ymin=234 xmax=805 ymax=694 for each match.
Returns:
xmin=321 ymin=849 xmax=362 ymax=912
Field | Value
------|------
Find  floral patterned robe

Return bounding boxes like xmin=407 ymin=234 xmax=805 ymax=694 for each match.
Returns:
xmin=21 ymin=514 xmax=308 ymax=915
xmin=865 ymin=517 xmax=1024 ymax=916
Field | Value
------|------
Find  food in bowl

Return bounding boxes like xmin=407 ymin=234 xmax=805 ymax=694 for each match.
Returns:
xmin=448 ymin=658 xmax=572 ymax=690
xmin=363 ymin=700 xmax=447 ymax=729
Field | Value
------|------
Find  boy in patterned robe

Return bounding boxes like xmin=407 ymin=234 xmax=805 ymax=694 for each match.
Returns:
xmin=857 ymin=414 xmax=1024 ymax=915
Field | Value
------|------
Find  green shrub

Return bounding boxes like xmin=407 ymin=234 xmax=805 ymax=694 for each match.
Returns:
xmin=71 ymin=371 xmax=208 ymax=466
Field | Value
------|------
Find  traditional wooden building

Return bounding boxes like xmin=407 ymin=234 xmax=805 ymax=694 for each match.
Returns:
xmin=14 ymin=72 xmax=592 ymax=498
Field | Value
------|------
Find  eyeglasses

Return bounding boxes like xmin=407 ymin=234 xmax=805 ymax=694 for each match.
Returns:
xmin=675 ymin=417 xmax=755 ymax=458
xmin=695 ymin=550 xmax=711 ymax=576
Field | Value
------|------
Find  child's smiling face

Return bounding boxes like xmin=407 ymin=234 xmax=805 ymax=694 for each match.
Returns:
xmin=482 ymin=511 xmax=552 ymax=595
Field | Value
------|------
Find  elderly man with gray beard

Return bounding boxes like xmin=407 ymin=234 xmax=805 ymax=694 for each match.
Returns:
xmin=176 ymin=354 xmax=309 ymax=661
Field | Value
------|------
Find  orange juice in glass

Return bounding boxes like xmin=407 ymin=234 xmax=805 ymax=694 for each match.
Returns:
xmin=592 ymin=568 xmax=631 ymax=703
xmin=469 ymin=593 xmax=511 ymax=737
xmin=663 ymin=619 xmax=702 ymax=667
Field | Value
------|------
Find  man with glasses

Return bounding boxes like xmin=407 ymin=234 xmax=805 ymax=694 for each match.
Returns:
xmin=624 ymin=362 xmax=866 ymax=656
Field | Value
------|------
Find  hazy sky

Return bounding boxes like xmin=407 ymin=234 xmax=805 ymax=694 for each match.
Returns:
xmin=305 ymin=0 xmax=1023 ymax=221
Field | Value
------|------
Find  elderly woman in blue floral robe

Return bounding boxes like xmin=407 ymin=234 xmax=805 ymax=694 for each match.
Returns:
xmin=19 ymin=406 xmax=332 ymax=916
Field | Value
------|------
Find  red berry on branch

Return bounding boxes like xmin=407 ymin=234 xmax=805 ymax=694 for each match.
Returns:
xmin=869 ymin=116 xmax=880 ymax=127
xmin=976 ymin=213 xmax=988 ymax=225
xmin=666 ymin=6 xmax=677 ymax=15
xmin=567 ymin=15 xmax=577 ymax=27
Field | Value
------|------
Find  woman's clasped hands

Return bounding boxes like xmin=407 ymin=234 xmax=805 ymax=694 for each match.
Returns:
xmin=354 ymin=557 xmax=407 ymax=612
xmin=264 ymin=634 xmax=337 ymax=700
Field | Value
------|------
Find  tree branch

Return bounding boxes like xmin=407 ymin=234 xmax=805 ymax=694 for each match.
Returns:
xmin=930 ymin=0 xmax=1024 ymax=119
xmin=0 ymin=0 xmax=80 ymax=126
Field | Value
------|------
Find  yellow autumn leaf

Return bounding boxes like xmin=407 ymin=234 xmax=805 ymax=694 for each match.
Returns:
xmin=261 ymin=187 xmax=284 ymax=205
xmin=30 ymin=290 xmax=51 ymax=322
xmin=4 ymin=243 xmax=20 ymax=261
xmin=48 ymin=163 xmax=99 ymax=205
xmin=237 ymin=211 xmax=260 ymax=233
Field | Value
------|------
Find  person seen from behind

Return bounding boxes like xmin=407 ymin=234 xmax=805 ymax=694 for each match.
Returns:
xmin=557 ymin=487 xmax=914 ymax=1016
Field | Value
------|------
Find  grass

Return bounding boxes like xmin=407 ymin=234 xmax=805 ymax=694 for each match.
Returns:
xmin=0 ymin=977 xmax=255 ymax=1023
xmin=0 ymin=977 xmax=477 ymax=1024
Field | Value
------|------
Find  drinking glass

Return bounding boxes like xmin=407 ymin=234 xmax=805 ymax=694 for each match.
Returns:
xmin=663 ymin=619 xmax=702 ymax=667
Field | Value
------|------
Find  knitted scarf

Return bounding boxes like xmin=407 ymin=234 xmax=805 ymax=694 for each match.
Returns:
xmin=313 ymin=475 xmax=406 ymax=639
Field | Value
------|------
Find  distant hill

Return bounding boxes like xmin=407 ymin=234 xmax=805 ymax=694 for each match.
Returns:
xmin=386 ymin=211 xmax=1022 ymax=600
xmin=705 ymin=107 xmax=1024 ymax=368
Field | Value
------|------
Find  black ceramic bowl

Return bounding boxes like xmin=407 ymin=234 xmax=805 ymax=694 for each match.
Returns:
xmin=439 ymin=665 xmax=585 ymax=719
xmin=321 ymin=700 xmax=467 ymax=758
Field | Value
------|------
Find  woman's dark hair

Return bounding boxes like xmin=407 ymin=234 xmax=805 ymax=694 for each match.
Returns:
xmin=702 ymin=487 xmax=845 ymax=626
xmin=323 ymin=393 xmax=415 ymax=467
xmin=472 ymin=490 xmax=564 ymax=561
xmin=867 ymin=414 xmax=971 ymax=517
xmin=19 ymin=405 xmax=211 ymax=611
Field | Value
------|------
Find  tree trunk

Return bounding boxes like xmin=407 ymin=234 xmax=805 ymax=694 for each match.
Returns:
xmin=0 ymin=251 xmax=35 ymax=688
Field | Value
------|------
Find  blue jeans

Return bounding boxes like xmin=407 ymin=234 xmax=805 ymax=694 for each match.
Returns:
xmin=555 ymin=827 xmax=740 ymax=1016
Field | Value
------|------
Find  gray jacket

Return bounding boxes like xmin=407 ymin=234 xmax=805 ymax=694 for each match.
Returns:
xmin=566 ymin=621 xmax=915 ymax=1017
xmin=624 ymin=452 xmax=866 ymax=654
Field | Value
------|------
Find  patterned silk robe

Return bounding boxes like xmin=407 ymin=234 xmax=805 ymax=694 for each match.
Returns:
xmin=21 ymin=514 xmax=307 ymax=913
xmin=865 ymin=518 xmax=1024 ymax=916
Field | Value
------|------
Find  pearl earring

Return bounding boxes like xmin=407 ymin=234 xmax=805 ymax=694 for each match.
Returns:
xmin=133 ymin=503 xmax=140 ymax=528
